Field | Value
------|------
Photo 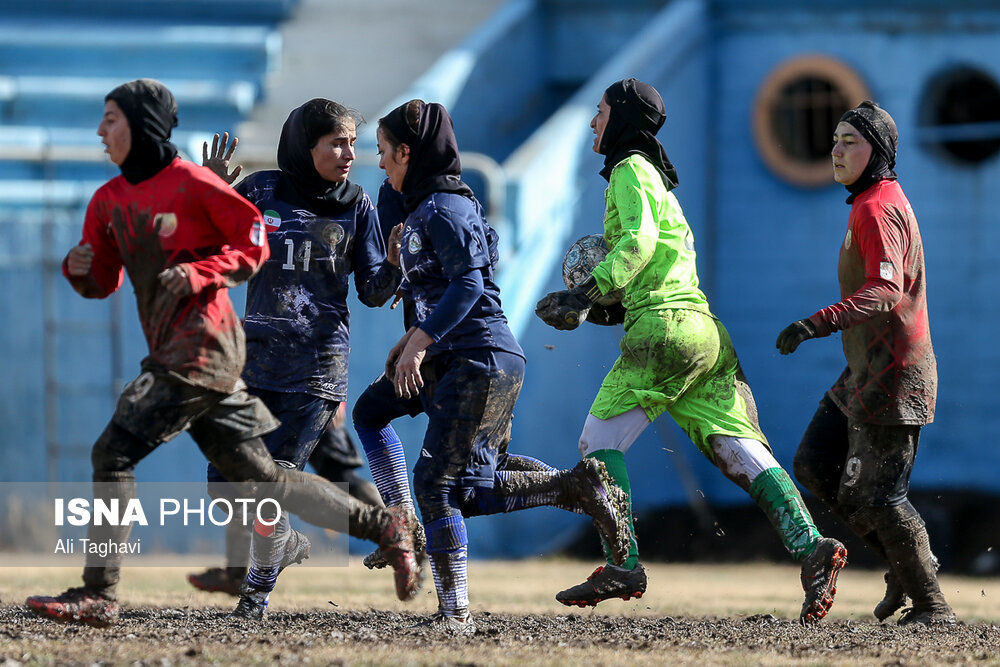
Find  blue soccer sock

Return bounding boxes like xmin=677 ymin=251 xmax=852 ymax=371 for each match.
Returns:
xmin=425 ymin=515 xmax=469 ymax=617
xmin=357 ymin=425 xmax=412 ymax=508
xmin=243 ymin=512 xmax=291 ymax=603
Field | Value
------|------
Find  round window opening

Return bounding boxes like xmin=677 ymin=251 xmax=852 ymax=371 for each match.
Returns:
xmin=754 ymin=56 xmax=870 ymax=187
xmin=919 ymin=65 xmax=1000 ymax=165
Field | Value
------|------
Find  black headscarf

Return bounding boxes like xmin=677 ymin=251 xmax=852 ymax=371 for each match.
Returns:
xmin=598 ymin=78 xmax=678 ymax=190
xmin=839 ymin=100 xmax=898 ymax=204
xmin=276 ymin=100 xmax=363 ymax=215
xmin=105 ymin=79 xmax=178 ymax=185
xmin=379 ymin=100 xmax=474 ymax=212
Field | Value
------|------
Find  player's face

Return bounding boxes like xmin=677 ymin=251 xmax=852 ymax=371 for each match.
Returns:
xmin=98 ymin=100 xmax=131 ymax=166
xmin=377 ymin=127 xmax=410 ymax=193
xmin=831 ymin=121 xmax=873 ymax=186
xmin=590 ymin=95 xmax=611 ymax=154
xmin=311 ymin=120 xmax=357 ymax=183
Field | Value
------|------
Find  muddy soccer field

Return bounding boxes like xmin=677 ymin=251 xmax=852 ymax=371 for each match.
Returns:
xmin=1 ymin=560 xmax=997 ymax=665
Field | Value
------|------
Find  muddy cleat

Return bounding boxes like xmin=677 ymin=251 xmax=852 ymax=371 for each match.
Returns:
xmin=363 ymin=507 xmax=426 ymax=572
xmin=873 ymin=570 xmax=907 ymax=621
xmin=414 ymin=611 xmax=476 ymax=635
xmin=187 ymin=567 xmax=244 ymax=597
xmin=378 ymin=505 xmax=420 ymax=601
xmin=229 ymin=586 xmax=268 ymax=622
xmin=279 ymin=529 xmax=311 ymax=571
xmin=897 ymin=604 xmax=957 ymax=626
xmin=556 ymin=563 xmax=647 ymax=608
xmin=799 ymin=537 xmax=848 ymax=623
xmin=565 ymin=459 xmax=632 ymax=566
xmin=26 ymin=587 xmax=120 ymax=627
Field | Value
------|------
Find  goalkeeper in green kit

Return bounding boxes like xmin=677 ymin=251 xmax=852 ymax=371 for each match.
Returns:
xmin=535 ymin=78 xmax=847 ymax=622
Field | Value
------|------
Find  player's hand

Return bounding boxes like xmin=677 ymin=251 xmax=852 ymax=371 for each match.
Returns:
xmin=535 ymin=289 xmax=592 ymax=331
xmin=587 ymin=302 xmax=626 ymax=327
xmin=202 ymin=132 xmax=242 ymax=184
xmin=386 ymin=223 xmax=404 ymax=267
xmin=393 ymin=328 xmax=433 ymax=399
xmin=66 ymin=243 xmax=94 ymax=276
xmin=776 ymin=319 xmax=817 ymax=355
xmin=158 ymin=263 xmax=194 ymax=296
xmin=385 ymin=327 xmax=415 ymax=377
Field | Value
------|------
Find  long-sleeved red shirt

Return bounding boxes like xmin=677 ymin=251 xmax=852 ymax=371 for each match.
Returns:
xmin=63 ymin=157 xmax=268 ymax=393
xmin=808 ymin=179 xmax=936 ymax=425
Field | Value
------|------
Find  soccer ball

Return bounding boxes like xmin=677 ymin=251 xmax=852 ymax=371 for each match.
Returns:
xmin=561 ymin=234 xmax=624 ymax=304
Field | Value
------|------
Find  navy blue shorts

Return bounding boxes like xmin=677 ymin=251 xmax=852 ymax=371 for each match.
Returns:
xmin=207 ymin=388 xmax=337 ymax=483
xmin=413 ymin=348 xmax=525 ymax=492
xmin=352 ymin=370 xmax=425 ymax=431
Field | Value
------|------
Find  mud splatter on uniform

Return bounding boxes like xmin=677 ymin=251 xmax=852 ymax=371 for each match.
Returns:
xmin=398 ymin=192 xmax=524 ymax=488
xmin=808 ymin=179 xmax=936 ymax=426
xmin=589 ymin=154 xmax=765 ymax=456
xmin=237 ymin=170 xmax=399 ymax=402
xmin=66 ymin=157 xmax=268 ymax=394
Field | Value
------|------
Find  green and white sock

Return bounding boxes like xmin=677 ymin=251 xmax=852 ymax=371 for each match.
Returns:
xmin=748 ymin=467 xmax=820 ymax=561
xmin=586 ymin=449 xmax=639 ymax=570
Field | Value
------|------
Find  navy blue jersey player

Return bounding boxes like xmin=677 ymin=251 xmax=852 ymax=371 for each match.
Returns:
xmin=366 ymin=99 xmax=632 ymax=633
xmin=190 ymin=99 xmax=408 ymax=619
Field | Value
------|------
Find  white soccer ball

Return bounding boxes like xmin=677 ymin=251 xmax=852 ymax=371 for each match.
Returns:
xmin=561 ymin=234 xmax=623 ymax=304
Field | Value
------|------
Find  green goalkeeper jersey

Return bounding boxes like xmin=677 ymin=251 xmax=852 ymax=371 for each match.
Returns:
xmin=590 ymin=154 xmax=712 ymax=325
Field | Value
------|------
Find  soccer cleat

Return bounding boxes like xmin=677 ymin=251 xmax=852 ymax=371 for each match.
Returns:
xmin=187 ymin=567 xmax=244 ymax=597
xmin=897 ymin=604 xmax=957 ymax=626
xmin=377 ymin=505 xmax=420 ymax=601
xmin=279 ymin=529 xmax=311 ymax=572
xmin=229 ymin=587 xmax=268 ymax=622
xmin=873 ymin=570 xmax=907 ymax=621
xmin=564 ymin=459 xmax=632 ymax=566
xmin=26 ymin=587 xmax=120 ymax=627
xmin=799 ymin=537 xmax=848 ymax=623
xmin=556 ymin=563 xmax=647 ymax=608
xmin=414 ymin=611 xmax=476 ymax=635
xmin=363 ymin=506 xmax=426 ymax=572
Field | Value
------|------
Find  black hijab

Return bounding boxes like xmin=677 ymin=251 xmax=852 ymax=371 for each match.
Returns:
xmin=599 ymin=78 xmax=678 ymax=190
xmin=839 ymin=100 xmax=898 ymax=204
xmin=379 ymin=100 xmax=474 ymax=212
xmin=105 ymin=78 xmax=178 ymax=185
xmin=276 ymin=100 xmax=363 ymax=215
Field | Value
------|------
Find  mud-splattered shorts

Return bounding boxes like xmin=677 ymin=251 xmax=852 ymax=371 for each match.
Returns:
xmin=206 ymin=388 xmax=336 ymax=483
xmin=113 ymin=366 xmax=278 ymax=450
xmin=413 ymin=348 xmax=525 ymax=495
xmin=794 ymin=394 xmax=920 ymax=507
xmin=589 ymin=308 xmax=766 ymax=459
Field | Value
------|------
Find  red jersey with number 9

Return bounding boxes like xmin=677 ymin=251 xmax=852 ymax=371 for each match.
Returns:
xmin=62 ymin=157 xmax=268 ymax=392
xmin=808 ymin=179 xmax=936 ymax=425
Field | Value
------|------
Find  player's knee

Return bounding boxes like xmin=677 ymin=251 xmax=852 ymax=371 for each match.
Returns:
xmin=792 ymin=448 xmax=823 ymax=496
xmin=207 ymin=438 xmax=282 ymax=485
xmin=91 ymin=422 xmax=145 ymax=474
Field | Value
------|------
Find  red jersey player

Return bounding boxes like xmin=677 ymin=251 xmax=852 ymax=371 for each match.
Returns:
xmin=777 ymin=101 xmax=953 ymax=626
xmin=25 ymin=79 xmax=418 ymax=627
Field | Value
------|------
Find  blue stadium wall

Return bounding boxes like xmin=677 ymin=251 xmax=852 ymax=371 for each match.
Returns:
xmin=3 ymin=0 xmax=999 ymax=560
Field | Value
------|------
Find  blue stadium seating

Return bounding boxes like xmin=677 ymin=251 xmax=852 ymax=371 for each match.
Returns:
xmin=0 ymin=2 xmax=297 ymax=211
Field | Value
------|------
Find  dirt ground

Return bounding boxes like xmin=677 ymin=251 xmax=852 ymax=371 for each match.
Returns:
xmin=1 ymin=559 xmax=998 ymax=665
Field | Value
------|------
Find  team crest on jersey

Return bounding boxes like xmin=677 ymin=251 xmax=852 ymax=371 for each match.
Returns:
xmin=263 ymin=209 xmax=281 ymax=231
xmin=844 ymin=229 xmax=852 ymax=249
xmin=879 ymin=261 xmax=895 ymax=280
xmin=323 ymin=223 xmax=345 ymax=247
xmin=154 ymin=213 xmax=178 ymax=238
xmin=407 ymin=232 xmax=422 ymax=254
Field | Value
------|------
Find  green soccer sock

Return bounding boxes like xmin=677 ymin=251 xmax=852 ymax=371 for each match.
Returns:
xmin=586 ymin=449 xmax=639 ymax=570
xmin=748 ymin=467 xmax=821 ymax=561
